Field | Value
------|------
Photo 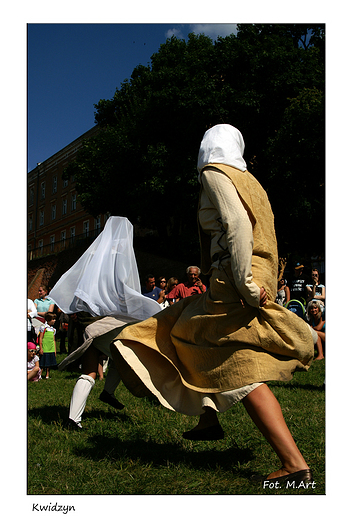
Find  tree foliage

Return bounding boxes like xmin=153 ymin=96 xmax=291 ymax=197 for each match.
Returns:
xmin=64 ymin=24 xmax=325 ymax=260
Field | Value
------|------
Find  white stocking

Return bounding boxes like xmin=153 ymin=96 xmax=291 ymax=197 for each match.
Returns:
xmin=69 ymin=374 xmax=95 ymax=425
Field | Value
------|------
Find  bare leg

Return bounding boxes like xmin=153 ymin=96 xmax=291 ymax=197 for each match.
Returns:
xmin=27 ymin=367 xmax=40 ymax=381
xmin=314 ymin=335 xmax=324 ymax=360
xmin=316 ymin=330 xmax=325 ymax=343
xmin=242 ymin=383 xmax=309 ymax=478
xmin=98 ymin=362 xmax=104 ymax=380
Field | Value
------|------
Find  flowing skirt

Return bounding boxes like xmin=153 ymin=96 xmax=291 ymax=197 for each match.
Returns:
xmin=110 ymin=264 xmax=314 ymax=416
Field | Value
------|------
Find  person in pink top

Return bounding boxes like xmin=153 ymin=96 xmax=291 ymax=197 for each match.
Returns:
xmin=167 ymin=266 xmax=206 ymax=304
xmin=27 ymin=342 xmax=41 ymax=382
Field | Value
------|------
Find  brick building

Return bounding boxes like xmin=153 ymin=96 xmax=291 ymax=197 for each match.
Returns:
xmin=27 ymin=126 xmax=109 ymax=261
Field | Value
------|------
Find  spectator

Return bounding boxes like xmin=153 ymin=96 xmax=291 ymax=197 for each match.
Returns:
xmin=156 ymin=276 xmax=168 ymax=308
xmin=34 ymin=285 xmax=55 ymax=319
xmin=289 ymin=262 xmax=308 ymax=305
xmin=58 ymin=310 xmax=69 ymax=354
xmin=157 ymin=276 xmax=179 ymax=309
xmin=166 ymin=266 xmax=206 ymax=304
xmin=142 ymin=275 xmax=165 ymax=304
xmin=67 ymin=313 xmax=82 ymax=354
xmin=275 ymin=278 xmax=290 ymax=306
xmin=306 ymin=268 xmax=325 ymax=307
xmin=165 ymin=277 xmax=179 ymax=303
xmin=27 ymin=342 xmax=41 ymax=382
xmin=307 ymin=300 xmax=325 ymax=351
xmin=156 ymin=276 xmax=167 ymax=292
xmin=27 ymin=298 xmax=38 ymax=343
xmin=38 ymin=312 xmax=57 ymax=379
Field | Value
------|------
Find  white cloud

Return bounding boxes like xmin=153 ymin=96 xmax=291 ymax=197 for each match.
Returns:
xmin=189 ymin=24 xmax=238 ymax=39
xmin=165 ymin=27 xmax=185 ymax=39
xmin=164 ymin=24 xmax=238 ymax=42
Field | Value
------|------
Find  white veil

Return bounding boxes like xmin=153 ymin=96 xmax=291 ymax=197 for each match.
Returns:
xmin=49 ymin=216 xmax=161 ymax=321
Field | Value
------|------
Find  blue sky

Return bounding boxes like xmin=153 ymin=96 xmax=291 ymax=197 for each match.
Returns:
xmin=27 ymin=23 xmax=239 ymax=172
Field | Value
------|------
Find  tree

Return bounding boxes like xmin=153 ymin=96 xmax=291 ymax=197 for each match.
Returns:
xmin=64 ymin=24 xmax=325 ymax=261
xmin=265 ymin=87 xmax=325 ymax=255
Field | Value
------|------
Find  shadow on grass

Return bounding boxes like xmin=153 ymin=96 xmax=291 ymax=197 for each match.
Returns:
xmin=28 ymin=405 xmax=131 ymax=425
xmin=73 ymin=433 xmax=254 ymax=474
xmin=269 ymin=382 xmax=325 ymax=391
xmin=28 ymin=405 xmax=254 ymax=475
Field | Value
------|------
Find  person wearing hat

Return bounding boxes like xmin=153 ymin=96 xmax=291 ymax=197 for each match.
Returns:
xmin=289 ymin=262 xmax=308 ymax=304
xmin=27 ymin=342 xmax=41 ymax=382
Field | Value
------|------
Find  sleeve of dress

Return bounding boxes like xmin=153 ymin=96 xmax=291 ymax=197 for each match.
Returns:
xmin=201 ymin=169 xmax=261 ymax=307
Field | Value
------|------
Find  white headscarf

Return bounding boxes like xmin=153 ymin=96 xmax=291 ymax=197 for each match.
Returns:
xmin=49 ymin=216 xmax=161 ymax=321
xmin=197 ymin=124 xmax=247 ymax=173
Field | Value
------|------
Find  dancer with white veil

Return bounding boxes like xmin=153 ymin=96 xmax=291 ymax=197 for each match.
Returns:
xmin=49 ymin=217 xmax=161 ymax=429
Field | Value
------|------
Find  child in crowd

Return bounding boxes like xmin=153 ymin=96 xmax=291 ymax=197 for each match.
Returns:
xmin=27 ymin=342 xmax=41 ymax=382
xmin=39 ymin=312 xmax=57 ymax=379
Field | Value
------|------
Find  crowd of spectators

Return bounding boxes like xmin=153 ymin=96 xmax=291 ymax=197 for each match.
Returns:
xmin=142 ymin=267 xmax=205 ymax=308
xmin=28 ymin=259 xmax=325 ymax=382
xmin=275 ymin=260 xmax=325 ymax=359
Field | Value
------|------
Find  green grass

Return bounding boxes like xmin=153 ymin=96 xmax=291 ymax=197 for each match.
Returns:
xmin=28 ymin=353 xmax=325 ymax=495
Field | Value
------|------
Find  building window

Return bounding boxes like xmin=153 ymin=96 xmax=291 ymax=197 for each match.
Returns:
xmin=38 ymin=239 xmax=43 ymax=254
xmin=95 ymin=216 xmax=101 ymax=232
xmin=41 ymin=181 xmax=45 ymax=199
xmin=51 ymin=204 xmax=56 ymax=221
xmin=71 ymin=193 xmax=77 ymax=211
xmin=70 ymin=226 xmax=75 ymax=245
xmin=29 ymin=187 xmax=34 ymax=206
xmin=63 ymin=178 xmax=68 ymax=188
xmin=62 ymin=198 xmax=67 ymax=215
xmin=52 ymin=175 xmax=57 ymax=194
xmin=28 ymin=214 xmax=33 ymax=232
xmin=61 ymin=230 xmax=66 ymax=248
xmin=39 ymin=210 xmax=44 ymax=226
xmin=50 ymin=235 xmax=55 ymax=252
xmin=83 ymin=220 xmax=89 ymax=237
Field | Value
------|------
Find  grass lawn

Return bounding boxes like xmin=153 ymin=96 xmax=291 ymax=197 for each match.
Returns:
xmin=28 ymin=352 xmax=325 ymax=495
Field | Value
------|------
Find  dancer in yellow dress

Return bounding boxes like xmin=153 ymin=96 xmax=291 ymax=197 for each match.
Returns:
xmin=111 ymin=124 xmax=316 ymax=485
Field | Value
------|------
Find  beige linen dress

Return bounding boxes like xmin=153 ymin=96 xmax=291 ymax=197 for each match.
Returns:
xmin=110 ymin=163 xmax=314 ymax=416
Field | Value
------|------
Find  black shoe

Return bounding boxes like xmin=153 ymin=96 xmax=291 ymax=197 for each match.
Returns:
xmin=182 ymin=423 xmax=224 ymax=440
xmin=65 ymin=418 xmax=82 ymax=431
xmin=99 ymin=390 xmax=125 ymax=410
xmin=250 ymin=468 xmax=313 ymax=485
